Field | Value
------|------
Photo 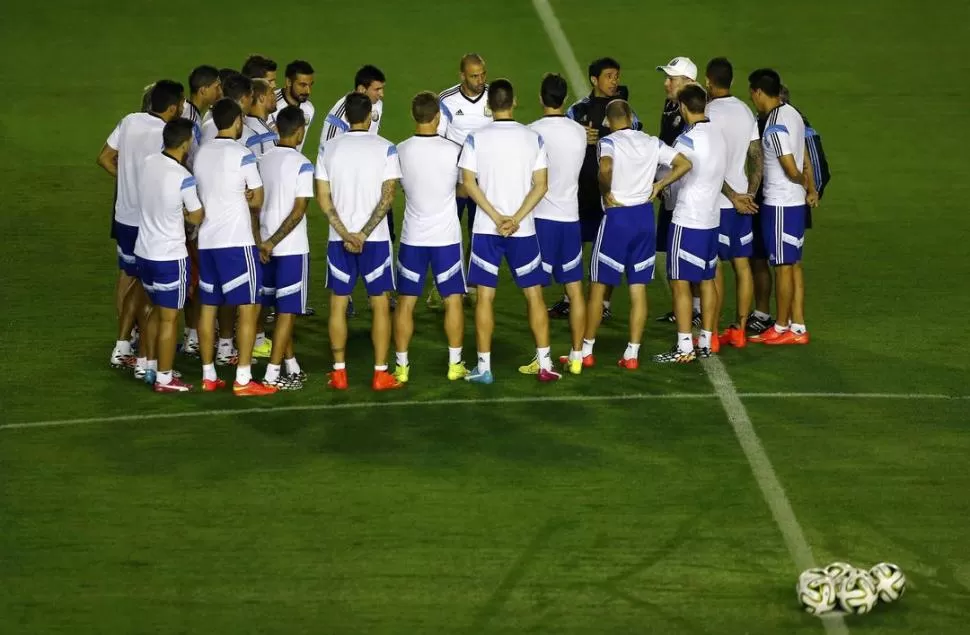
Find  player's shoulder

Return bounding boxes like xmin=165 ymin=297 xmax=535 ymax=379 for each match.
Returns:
xmin=328 ymin=95 xmax=347 ymax=114
xmin=439 ymin=84 xmax=461 ymax=101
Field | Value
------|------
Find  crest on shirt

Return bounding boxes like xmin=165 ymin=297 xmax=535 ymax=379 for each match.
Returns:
xmin=371 ymin=110 xmax=380 ymax=122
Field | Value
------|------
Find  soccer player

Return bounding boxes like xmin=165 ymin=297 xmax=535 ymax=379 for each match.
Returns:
xmin=242 ymin=54 xmax=277 ymax=89
xmin=257 ymin=106 xmax=313 ymax=391
xmin=183 ymin=65 xmax=222 ymax=171
xmin=193 ymin=99 xmax=276 ymax=396
xmin=314 ymin=93 xmax=402 ymax=391
xmin=459 ymin=78 xmax=560 ymax=383
xmin=560 ymin=57 xmax=641 ymax=321
xmin=653 ymin=85 xmax=725 ymax=363
xmin=320 ymin=65 xmax=385 ymax=145
xmin=97 ymin=79 xmax=185 ymax=370
xmin=240 ymin=79 xmax=279 ymax=156
xmin=704 ymin=57 xmax=762 ymax=349
xmin=518 ymin=73 xmax=588 ymax=376
xmin=134 ymin=119 xmax=204 ymax=392
xmin=267 ymin=60 xmax=315 ymax=152
xmin=584 ymin=99 xmax=691 ymax=368
xmin=746 ymin=69 xmax=818 ymax=345
xmin=201 ymin=73 xmax=253 ymax=144
xmin=391 ymin=91 xmax=468 ymax=383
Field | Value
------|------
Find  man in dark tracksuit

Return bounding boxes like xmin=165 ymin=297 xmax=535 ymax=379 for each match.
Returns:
xmin=548 ymin=57 xmax=641 ymax=320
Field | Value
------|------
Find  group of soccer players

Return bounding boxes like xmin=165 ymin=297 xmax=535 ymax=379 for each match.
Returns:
xmin=98 ymin=52 xmax=825 ymax=396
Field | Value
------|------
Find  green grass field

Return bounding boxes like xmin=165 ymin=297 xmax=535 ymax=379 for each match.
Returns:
xmin=2 ymin=0 xmax=970 ymax=632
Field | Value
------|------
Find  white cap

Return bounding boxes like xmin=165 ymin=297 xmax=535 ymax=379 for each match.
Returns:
xmin=656 ymin=57 xmax=697 ymax=81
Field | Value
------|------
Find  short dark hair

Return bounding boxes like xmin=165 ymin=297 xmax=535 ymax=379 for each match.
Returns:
xmin=706 ymin=57 xmax=733 ymax=89
xmin=188 ymin=65 xmax=220 ymax=95
xmin=540 ymin=73 xmax=568 ymax=108
xmin=460 ymin=53 xmax=485 ymax=72
xmin=275 ymin=105 xmax=306 ymax=138
xmin=411 ymin=91 xmax=439 ymax=123
xmin=748 ymin=68 xmax=782 ymax=97
xmin=285 ymin=60 xmax=314 ymax=80
xmin=344 ymin=92 xmax=372 ymax=124
xmin=677 ymin=84 xmax=707 ymax=114
xmin=354 ymin=65 xmax=385 ymax=90
xmin=218 ymin=68 xmax=238 ymax=85
xmin=211 ymin=98 xmax=242 ymax=131
xmin=605 ymin=99 xmax=632 ymax=122
xmin=252 ymin=78 xmax=273 ymax=101
xmin=242 ymin=55 xmax=277 ymax=80
xmin=163 ymin=118 xmax=195 ymax=150
xmin=150 ymin=80 xmax=184 ymax=113
xmin=487 ymin=78 xmax=514 ymax=111
xmin=222 ymin=73 xmax=254 ymax=103
xmin=588 ymin=57 xmax=621 ymax=80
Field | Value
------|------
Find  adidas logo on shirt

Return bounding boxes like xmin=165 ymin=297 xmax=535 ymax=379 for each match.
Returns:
xmin=455 ymin=109 xmax=464 ymax=116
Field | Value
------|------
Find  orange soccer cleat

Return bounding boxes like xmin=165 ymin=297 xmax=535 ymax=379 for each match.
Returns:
xmin=720 ymin=326 xmax=747 ymax=349
xmin=233 ymin=380 xmax=278 ymax=397
xmin=617 ymin=357 xmax=639 ymax=370
xmin=372 ymin=369 xmax=404 ymax=391
xmin=328 ymin=368 xmax=349 ymax=390
xmin=202 ymin=378 xmax=227 ymax=392
xmin=763 ymin=329 xmax=811 ymax=346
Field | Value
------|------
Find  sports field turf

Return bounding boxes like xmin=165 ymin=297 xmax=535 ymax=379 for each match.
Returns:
xmin=2 ymin=0 xmax=969 ymax=633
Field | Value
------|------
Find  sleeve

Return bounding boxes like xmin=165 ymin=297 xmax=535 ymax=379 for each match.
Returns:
xmin=656 ymin=139 xmax=678 ymax=167
xmin=534 ymin=135 xmax=548 ymax=171
xmin=437 ymin=100 xmax=452 ymax=137
xmin=240 ymin=151 xmax=263 ymax=189
xmin=764 ymin=114 xmax=793 ymax=157
xmin=314 ymin=147 xmax=329 ymax=182
xmin=322 ymin=109 xmax=349 ymax=144
xmin=180 ymin=175 xmax=202 ymax=212
xmin=749 ymin=117 xmax=761 ymax=142
xmin=597 ymin=137 xmax=615 ymax=161
xmin=106 ymin=119 xmax=123 ymax=149
xmin=383 ymin=144 xmax=402 ymax=181
xmin=457 ymin=134 xmax=477 ymax=173
xmin=631 ymin=109 xmax=643 ymax=132
xmin=296 ymin=161 xmax=315 ymax=197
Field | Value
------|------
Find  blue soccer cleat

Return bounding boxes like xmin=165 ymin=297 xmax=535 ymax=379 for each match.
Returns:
xmin=464 ymin=368 xmax=494 ymax=384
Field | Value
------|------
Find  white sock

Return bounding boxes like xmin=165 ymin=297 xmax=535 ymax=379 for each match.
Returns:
xmin=790 ymin=323 xmax=807 ymax=335
xmin=187 ymin=328 xmax=198 ymax=343
xmin=698 ymin=329 xmax=712 ymax=349
xmin=537 ymin=346 xmax=552 ymax=371
xmin=202 ymin=363 xmax=217 ymax=381
xmin=561 ymin=293 xmax=570 ymax=305
xmin=603 ymin=300 xmax=612 ymax=310
xmin=157 ymin=370 xmax=173 ymax=386
xmin=677 ymin=332 xmax=693 ymax=354
xmin=218 ymin=337 xmax=233 ymax=353
xmin=581 ymin=338 xmax=595 ymax=357
xmin=477 ymin=352 xmax=491 ymax=373
xmin=773 ymin=323 xmax=789 ymax=334
xmin=754 ymin=310 xmax=771 ymax=321
xmin=333 ymin=362 xmax=346 ymax=370
xmin=115 ymin=340 xmax=131 ymax=356
xmin=265 ymin=363 xmax=281 ymax=383
xmin=692 ymin=297 xmax=701 ymax=313
xmin=255 ymin=331 xmax=266 ymax=347
xmin=136 ymin=356 xmax=147 ymax=371
xmin=375 ymin=364 xmax=388 ymax=372
xmin=448 ymin=347 xmax=463 ymax=365
xmin=624 ymin=342 xmax=640 ymax=360
xmin=569 ymin=349 xmax=582 ymax=362
xmin=236 ymin=364 xmax=252 ymax=385
xmin=147 ymin=359 xmax=158 ymax=371
xmin=396 ymin=351 xmax=409 ymax=367
xmin=285 ymin=357 xmax=301 ymax=374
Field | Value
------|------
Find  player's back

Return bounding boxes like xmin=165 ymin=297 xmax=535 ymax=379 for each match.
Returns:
xmin=529 ymin=115 xmax=586 ymax=222
xmin=112 ymin=112 xmax=166 ymax=227
xmin=194 ymin=138 xmax=258 ymax=248
xmin=706 ymin=96 xmax=758 ymax=208
xmin=438 ymin=84 xmax=491 ymax=145
xmin=319 ymin=131 xmax=397 ymax=241
xmin=672 ymin=121 xmax=726 ymax=229
xmin=600 ymin=129 xmax=668 ymax=206
xmin=398 ymin=135 xmax=461 ymax=246
xmin=258 ymin=146 xmax=313 ymax=255
xmin=762 ymin=103 xmax=806 ymax=206
xmin=321 ymin=96 xmax=383 ymax=147
xmin=135 ymin=153 xmax=194 ymax=260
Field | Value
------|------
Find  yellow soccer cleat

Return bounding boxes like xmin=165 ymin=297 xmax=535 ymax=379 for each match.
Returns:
xmin=393 ymin=364 xmax=410 ymax=384
xmin=252 ymin=338 xmax=273 ymax=358
xmin=517 ymin=356 xmax=540 ymax=375
xmin=564 ymin=358 xmax=583 ymax=375
xmin=447 ymin=362 xmax=469 ymax=381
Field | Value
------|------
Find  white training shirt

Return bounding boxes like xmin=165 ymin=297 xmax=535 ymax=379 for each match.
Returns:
xmin=437 ymin=84 xmax=491 ymax=145
xmin=183 ymin=101 xmax=205 ymax=171
xmin=762 ymin=103 xmax=807 ymax=206
xmin=320 ymin=95 xmax=383 ymax=147
xmin=199 ymin=117 xmax=218 ymax=145
xmin=267 ymin=89 xmax=315 ymax=152
xmin=597 ymin=129 xmax=677 ymax=207
xmin=240 ymin=115 xmax=279 ymax=157
xmin=397 ymin=134 xmax=462 ymax=247
xmin=105 ymin=112 xmax=166 ymax=227
xmin=706 ymin=96 xmax=759 ymax=210
xmin=671 ymin=121 xmax=727 ymax=230
xmin=193 ymin=138 xmax=263 ymax=249
xmin=528 ymin=115 xmax=586 ymax=222
xmin=457 ymin=120 xmax=547 ymax=238
xmin=258 ymin=146 xmax=314 ymax=256
xmin=314 ymin=131 xmax=401 ymax=243
xmin=134 ymin=153 xmax=202 ymax=261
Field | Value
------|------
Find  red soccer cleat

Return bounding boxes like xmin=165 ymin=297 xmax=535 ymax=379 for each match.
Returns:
xmin=372 ymin=370 xmax=404 ymax=391
xmin=328 ymin=369 xmax=349 ymax=390
xmin=202 ymin=378 xmax=227 ymax=392
xmin=763 ymin=329 xmax=810 ymax=346
xmin=720 ymin=326 xmax=747 ymax=349
xmin=154 ymin=377 xmax=194 ymax=393
xmin=233 ymin=380 xmax=278 ymax=397
xmin=617 ymin=357 xmax=639 ymax=370
xmin=537 ymin=367 xmax=562 ymax=382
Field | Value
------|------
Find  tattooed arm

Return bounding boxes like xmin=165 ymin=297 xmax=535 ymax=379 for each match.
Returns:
xmin=264 ymin=197 xmax=309 ymax=248
xmin=358 ymin=179 xmax=397 ymax=238
xmin=314 ymin=179 xmax=353 ymax=241
xmin=746 ymin=138 xmax=764 ymax=196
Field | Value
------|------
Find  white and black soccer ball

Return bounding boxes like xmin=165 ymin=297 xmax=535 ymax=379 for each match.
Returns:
xmin=825 ymin=561 xmax=858 ymax=585
xmin=870 ymin=562 xmax=906 ymax=603
xmin=837 ymin=571 xmax=878 ymax=615
xmin=797 ymin=571 xmax=837 ymax=615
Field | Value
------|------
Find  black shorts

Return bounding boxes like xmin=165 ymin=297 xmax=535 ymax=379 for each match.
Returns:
xmin=656 ymin=206 xmax=673 ymax=252
xmin=579 ymin=207 xmax=604 ymax=243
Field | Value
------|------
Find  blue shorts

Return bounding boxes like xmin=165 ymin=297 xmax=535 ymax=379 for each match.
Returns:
xmin=396 ymin=243 xmax=466 ymax=298
xmin=467 ymin=233 xmax=548 ymax=289
xmin=137 ymin=256 xmax=188 ymax=310
xmin=760 ymin=204 xmax=806 ymax=265
xmin=114 ymin=220 xmax=139 ymax=276
xmin=326 ymin=240 xmax=395 ymax=297
xmin=590 ymin=203 xmax=656 ymax=286
xmin=535 ymin=218 xmax=584 ymax=285
xmin=667 ymin=224 xmax=718 ymax=282
xmin=718 ymin=208 xmax=755 ymax=261
xmin=262 ymin=253 xmax=309 ymax=314
xmin=198 ymin=245 xmax=263 ymax=306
